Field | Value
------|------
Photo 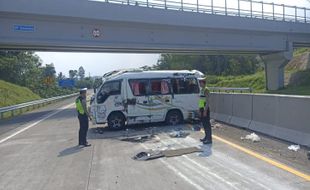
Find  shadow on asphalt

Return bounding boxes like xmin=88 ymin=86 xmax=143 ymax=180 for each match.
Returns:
xmin=88 ymin=122 xmax=195 ymax=140
xmin=58 ymin=145 xmax=83 ymax=157
xmin=198 ymin=144 xmax=213 ymax=157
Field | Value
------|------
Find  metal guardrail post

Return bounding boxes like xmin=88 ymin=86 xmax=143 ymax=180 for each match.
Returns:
xmin=262 ymin=2 xmax=264 ymax=19
xmin=196 ymin=0 xmax=199 ymax=12
xmin=250 ymin=0 xmax=253 ymax=18
xmin=225 ymin=0 xmax=227 ymax=16
xmin=165 ymin=0 xmax=167 ymax=9
xmin=211 ymin=0 xmax=213 ymax=14
xmin=272 ymin=3 xmax=275 ymax=20
xmin=295 ymin=6 xmax=297 ymax=22
xmin=181 ymin=0 xmax=183 ymax=11
xmin=283 ymin=4 xmax=285 ymax=21
xmin=146 ymin=0 xmax=148 ymax=7
xmin=304 ymin=8 xmax=307 ymax=23
xmin=238 ymin=0 xmax=240 ymax=16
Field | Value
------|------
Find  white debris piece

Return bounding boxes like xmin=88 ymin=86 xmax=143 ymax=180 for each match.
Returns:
xmin=241 ymin=133 xmax=261 ymax=142
xmin=169 ymin=131 xmax=189 ymax=138
xmin=210 ymin=119 xmax=215 ymax=125
xmin=213 ymin=123 xmax=222 ymax=129
xmin=288 ymin=145 xmax=300 ymax=152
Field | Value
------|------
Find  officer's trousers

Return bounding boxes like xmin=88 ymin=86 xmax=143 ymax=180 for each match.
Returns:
xmin=201 ymin=108 xmax=212 ymax=142
xmin=78 ymin=114 xmax=89 ymax=145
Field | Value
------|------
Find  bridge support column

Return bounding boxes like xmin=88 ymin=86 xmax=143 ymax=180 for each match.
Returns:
xmin=262 ymin=50 xmax=292 ymax=91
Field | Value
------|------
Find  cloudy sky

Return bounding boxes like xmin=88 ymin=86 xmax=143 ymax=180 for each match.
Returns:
xmin=36 ymin=0 xmax=310 ymax=77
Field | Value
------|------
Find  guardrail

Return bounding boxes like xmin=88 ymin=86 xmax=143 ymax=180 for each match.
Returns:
xmin=209 ymin=87 xmax=252 ymax=93
xmin=95 ymin=0 xmax=310 ymax=24
xmin=0 ymin=93 xmax=78 ymax=119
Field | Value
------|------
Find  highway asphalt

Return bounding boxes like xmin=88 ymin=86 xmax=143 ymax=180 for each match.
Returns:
xmin=0 ymin=97 xmax=309 ymax=190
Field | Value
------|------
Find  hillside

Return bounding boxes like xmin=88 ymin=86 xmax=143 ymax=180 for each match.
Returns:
xmin=206 ymin=72 xmax=266 ymax=92
xmin=207 ymin=49 xmax=310 ymax=95
xmin=0 ymin=80 xmax=41 ymax=107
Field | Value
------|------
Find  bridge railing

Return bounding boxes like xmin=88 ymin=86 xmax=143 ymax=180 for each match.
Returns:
xmin=0 ymin=93 xmax=78 ymax=119
xmin=209 ymin=87 xmax=252 ymax=93
xmin=96 ymin=0 xmax=310 ymax=24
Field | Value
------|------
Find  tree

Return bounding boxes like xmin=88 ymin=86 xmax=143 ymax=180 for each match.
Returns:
xmin=69 ymin=70 xmax=78 ymax=79
xmin=0 ymin=51 xmax=43 ymax=88
xmin=78 ymin=66 xmax=85 ymax=80
xmin=57 ymin=72 xmax=66 ymax=81
xmin=155 ymin=54 xmax=261 ymax=76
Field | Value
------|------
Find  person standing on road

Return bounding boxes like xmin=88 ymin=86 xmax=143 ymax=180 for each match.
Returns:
xmin=198 ymin=79 xmax=206 ymax=121
xmin=200 ymin=87 xmax=212 ymax=144
xmin=76 ymin=88 xmax=91 ymax=147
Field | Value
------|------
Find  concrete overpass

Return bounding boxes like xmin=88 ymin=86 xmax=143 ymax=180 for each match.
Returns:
xmin=0 ymin=0 xmax=310 ymax=90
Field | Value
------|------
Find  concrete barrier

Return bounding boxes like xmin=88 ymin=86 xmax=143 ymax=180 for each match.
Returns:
xmin=210 ymin=93 xmax=232 ymax=123
xmin=210 ymin=93 xmax=310 ymax=147
xmin=231 ymin=94 xmax=252 ymax=129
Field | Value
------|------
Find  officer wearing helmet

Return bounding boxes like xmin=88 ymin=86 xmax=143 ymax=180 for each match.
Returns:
xmin=76 ymin=88 xmax=91 ymax=147
xmin=198 ymin=80 xmax=212 ymax=144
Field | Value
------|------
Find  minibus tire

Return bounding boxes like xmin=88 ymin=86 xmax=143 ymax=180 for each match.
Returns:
xmin=107 ymin=112 xmax=125 ymax=130
xmin=165 ymin=110 xmax=183 ymax=126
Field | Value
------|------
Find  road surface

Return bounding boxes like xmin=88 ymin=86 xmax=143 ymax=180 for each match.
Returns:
xmin=0 ymin=97 xmax=309 ymax=190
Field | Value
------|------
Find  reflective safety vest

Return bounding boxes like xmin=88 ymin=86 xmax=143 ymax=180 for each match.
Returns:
xmin=198 ymin=90 xmax=206 ymax=109
xmin=75 ymin=97 xmax=85 ymax=115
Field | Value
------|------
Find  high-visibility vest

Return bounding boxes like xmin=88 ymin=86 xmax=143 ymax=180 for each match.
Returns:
xmin=75 ymin=97 xmax=85 ymax=115
xmin=198 ymin=89 xmax=206 ymax=109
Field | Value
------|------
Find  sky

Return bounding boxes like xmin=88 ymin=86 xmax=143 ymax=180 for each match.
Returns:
xmin=36 ymin=0 xmax=310 ymax=77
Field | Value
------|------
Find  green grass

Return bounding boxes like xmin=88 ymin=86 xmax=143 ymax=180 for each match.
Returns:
xmin=268 ymin=85 xmax=310 ymax=96
xmin=293 ymin=48 xmax=310 ymax=57
xmin=206 ymin=70 xmax=310 ymax=96
xmin=0 ymin=80 xmax=41 ymax=107
xmin=206 ymin=72 xmax=266 ymax=93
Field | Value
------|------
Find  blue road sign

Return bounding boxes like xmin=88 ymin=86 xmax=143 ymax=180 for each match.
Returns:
xmin=58 ymin=79 xmax=75 ymax=88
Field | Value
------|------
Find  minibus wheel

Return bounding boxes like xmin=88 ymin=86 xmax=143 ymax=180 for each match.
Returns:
xmin=108 ymin=112 xmax=125 ymax=130
xmin=165 ymin=110 xmax=183 ymax=126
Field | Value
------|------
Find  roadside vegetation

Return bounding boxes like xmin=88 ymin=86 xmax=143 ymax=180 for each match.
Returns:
xmin=0 ymin=51 xmax=96 ymax=107
xmin=0 ymin=80 xmax=40 ymax=107
xmin=153 ymin=48 xmax=310 ymax=95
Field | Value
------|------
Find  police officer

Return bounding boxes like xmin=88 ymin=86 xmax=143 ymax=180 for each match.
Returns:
xmin=199 ymin=87 xmax=212 ymax=144
xmin=76 ymin=88 xmax=91 ymax=147
xmin=198 ymin=79 xmax=206 ymax=122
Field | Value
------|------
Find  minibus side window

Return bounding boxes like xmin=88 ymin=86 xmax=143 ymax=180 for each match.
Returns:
xmin=150 ymin=79 xmax=170 ymax=95
xmin=129 ymin=80 xmax=148 ymax=96
xmin=172 ymin=78 xmax=199 ymax=94
xmin=97 ymin=81 xmax=121 ymax=104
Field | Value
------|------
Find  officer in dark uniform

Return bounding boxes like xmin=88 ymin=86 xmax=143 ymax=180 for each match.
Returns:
xmin=200 ymin=87 xmax=212 ymax=144
xmin=76 ymin=88 xmax=91 ymax=147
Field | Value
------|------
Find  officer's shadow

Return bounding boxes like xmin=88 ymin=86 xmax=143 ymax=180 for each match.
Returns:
xmin=198 ymin=144 xmax=213 ymax=157
xmin=58 ymin=145 xmax=83 ymax=157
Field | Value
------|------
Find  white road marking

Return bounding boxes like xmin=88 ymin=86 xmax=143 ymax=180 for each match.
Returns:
xmin=140 ymin=143 xmax=205 ymax=190
xmin=0 ymin=103 xmax=74 ymax=144
xmin=159 ymin=137 xmax=240 ymax=190
xmin=167 ymin=136 xmax=273 ymax=190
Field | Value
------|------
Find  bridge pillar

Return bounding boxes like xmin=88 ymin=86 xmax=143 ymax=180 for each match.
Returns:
xmin=262 ymin=50 xmax=293 ymax=91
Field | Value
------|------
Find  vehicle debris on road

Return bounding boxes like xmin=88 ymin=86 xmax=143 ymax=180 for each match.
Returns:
xmin=241 ymin=133 xmax=261 ymax=142
xmin=133 ymin=147 xmax=203 ymax=161
xmin=288 ymin=144 xmax=300 ymax=152
xmin=213 ymin=123 xmax=223 ymax=129
xmin=133 ymin=151 xmax=164 ymax=161
xmin=119 ymin=134 xmax=154 ymax=143
xmin=169 ymin=130 xmax=190 ymax=138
